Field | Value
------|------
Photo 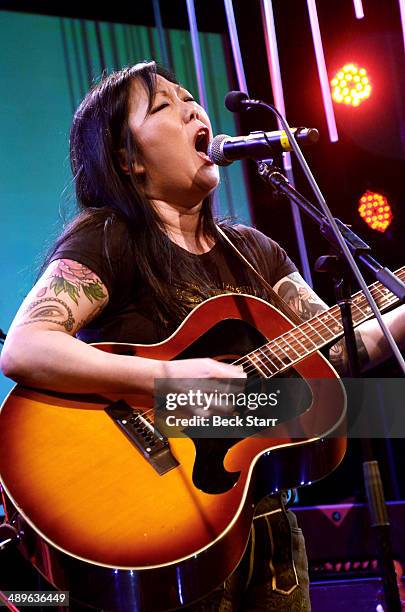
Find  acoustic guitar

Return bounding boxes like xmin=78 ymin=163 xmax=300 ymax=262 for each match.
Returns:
xmin=0 ymin=268 xmax=403 ymax=611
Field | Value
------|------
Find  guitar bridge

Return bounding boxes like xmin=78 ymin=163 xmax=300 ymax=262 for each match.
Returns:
xmin=105 ymin=399 xmax=179 ymax=475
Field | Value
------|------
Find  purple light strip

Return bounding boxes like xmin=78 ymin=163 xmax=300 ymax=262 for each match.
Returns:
xmin=306 ymin=0 xmax=339 ymax=142
xmin=223 ymin=0 xmax=249 ymax=94
xmin=261 ymin=1 xmax=286 ymax=127
xmin=185 ymin=0 xmax=208 ymax=109
xmin=353 ymin=0 xmax=365 ymax=19
xmin=399 ymin=0 xmax=405 ymax=55
xmin=261 ymin=0 xmax=313 ymax=286
xmin=152 ymin=0 xmax=170 ymax=67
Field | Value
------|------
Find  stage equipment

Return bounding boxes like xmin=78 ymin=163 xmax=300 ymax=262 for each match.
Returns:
xmin=207 ymin=128 xmax=319 ymax=165
xmin=294 ymin=501 xmax=405 ymax=565
xmin=353 ymin=0 xmax=365 ymax=19
xmin=306 ymin=0 xmax=339 ymax=141
xmin=225 ymin=90 xmax=404 ymax=610
xmin=331 ymin=64 xmax=372 ymax=107
xmin=358 ymin=191 xmax=393 ymax=233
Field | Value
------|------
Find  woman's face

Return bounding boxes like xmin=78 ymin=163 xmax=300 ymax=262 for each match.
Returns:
xmin=126 ymin=75 xmax=219 ymax=208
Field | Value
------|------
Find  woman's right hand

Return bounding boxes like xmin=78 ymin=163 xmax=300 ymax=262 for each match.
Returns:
xmin=161 ymin=357 xmax=246 ymax=381
xmin=156 ymin=357 xmax=247 ymax=417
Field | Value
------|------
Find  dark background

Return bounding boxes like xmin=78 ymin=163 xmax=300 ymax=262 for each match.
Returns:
xmin=1 ymin=0 xmax=404 ymax=503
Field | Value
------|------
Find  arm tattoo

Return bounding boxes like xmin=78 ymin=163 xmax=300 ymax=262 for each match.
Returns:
xmin=274 ymin=272 xmax=328 ymax=322
xmin=329 ymin=329 xmax=370 ymax=375
xmin=46 ymin=260 xmax=106 ymax=305
xmin=17 ymin=297 xmax=75 ymax=332
xmin=74 ymin=304 xmax=105 ymax=334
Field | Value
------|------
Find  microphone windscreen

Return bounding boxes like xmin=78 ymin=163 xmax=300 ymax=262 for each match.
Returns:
xmin=224 ymin=91 xmax=249 ymax=113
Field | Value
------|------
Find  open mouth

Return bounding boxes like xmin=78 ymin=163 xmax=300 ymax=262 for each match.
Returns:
xmin=194 ymin=128 xmax=211 ymax=160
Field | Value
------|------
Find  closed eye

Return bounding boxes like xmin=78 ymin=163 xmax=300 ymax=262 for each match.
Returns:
xmin=151 ymin=102 xmax=169 ymax=114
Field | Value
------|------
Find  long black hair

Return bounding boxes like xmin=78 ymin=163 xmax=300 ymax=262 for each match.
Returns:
xmin=45 ymin=61 xmax=266 ymax=326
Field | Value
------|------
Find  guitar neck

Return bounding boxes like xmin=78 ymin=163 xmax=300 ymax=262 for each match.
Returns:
xmin=244 ymin=266 xmax=405 ymax=377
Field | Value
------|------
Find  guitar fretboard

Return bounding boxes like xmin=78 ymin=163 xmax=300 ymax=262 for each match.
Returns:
xmin=237 ymin=266 xmax=405 ymax=377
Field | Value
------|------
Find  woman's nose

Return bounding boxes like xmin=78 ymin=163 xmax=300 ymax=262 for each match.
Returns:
xmin=183 ymin=103 xmax=199 ymax=122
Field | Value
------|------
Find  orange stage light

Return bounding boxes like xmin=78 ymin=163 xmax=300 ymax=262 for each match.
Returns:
xmin=358 ymin=191 xmax=393 ymax=232
xmin=331 ymin=64 xmax=372 ymax=107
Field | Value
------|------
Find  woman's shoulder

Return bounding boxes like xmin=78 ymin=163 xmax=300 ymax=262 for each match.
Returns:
xmin=53 ymin=208 xmax=132 ymax=256
xmin=45 ymin=208 xmax=134 ymax=296
xmin=219 ymin=221 xmax=277 ymax=250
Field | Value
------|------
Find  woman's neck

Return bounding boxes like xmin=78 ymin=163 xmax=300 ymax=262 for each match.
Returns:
xmin=152 ymin=199 xmax=215 ymax=254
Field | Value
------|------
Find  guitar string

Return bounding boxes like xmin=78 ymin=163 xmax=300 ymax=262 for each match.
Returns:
xmin=259 ymin=274 xmax=402 ymax=370
xmin=232 ymin=271 xmax=404 ymax=377
xmin=236 ymin=288 xmax=397 ymax=377
xmin=237 ymin=294 xmax=397 ymax=377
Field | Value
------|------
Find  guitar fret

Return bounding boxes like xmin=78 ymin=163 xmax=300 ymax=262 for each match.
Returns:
xmin=273 ymin=340 xmax=294 ymax=364
xmin=237 ymin=267 xmax=405 ymax=380
xmin=277 ymin=337 xmax=300 ymax=360
xmin=300 ymin=326 xmax=318 ymax=349
xmin=377 ymin=294 xmax=392 ymax=308
xmin=316 ymin=315 xmax=335 ymax=340
xmin=359 ymin=301 xmax=372 ymax=315
xmin=324 ymin=310 xmax=343 ymax=335
xmin=287 ymin=330 xmax=310 ymax=355
xmin=373 ymin=286 xmax=386 ymax=300
xmin=307 ymin=320 xmax=325 ymax=342
xmin=368 ymin=287 xmax=397 ymax=313
xmin=271 ymin=343 xmax=292 ymax=367
xmin=257 ymin=348 xmax=277 ymax=375
xmin=352 ymin=298 xmax=369 ymax=318
xmin=328 ymin=310 xmax=342 ymax=326
xmin=351 ymin=301 xmax=366 ymax=321
xmin=246 ymin=354 xmax=271 ymax=377
xmin=260 ymin=346 xmax=286 ymax=370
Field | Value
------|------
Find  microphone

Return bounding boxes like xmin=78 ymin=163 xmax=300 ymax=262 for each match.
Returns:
xmin=225 ymin=90 xmax=257 ymax=112
xmin=207 ymin=128 xmax=320 ymax=166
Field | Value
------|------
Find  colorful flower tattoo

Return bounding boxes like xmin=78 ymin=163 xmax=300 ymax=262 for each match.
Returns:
xmin=48 ymin=260 xmax=106 ymax=305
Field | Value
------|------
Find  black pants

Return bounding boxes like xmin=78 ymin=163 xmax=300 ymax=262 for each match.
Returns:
xmin=184 ymin=495 xmax=311 ymax=611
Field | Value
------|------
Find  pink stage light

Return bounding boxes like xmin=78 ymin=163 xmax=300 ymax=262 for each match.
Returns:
xmin=399 ymin=0 xmax=405 ymax=57
xmin=306 ymin=0 xmax=339 ymax=142
xmin=353 ymin=0 xmax=365 ymax=19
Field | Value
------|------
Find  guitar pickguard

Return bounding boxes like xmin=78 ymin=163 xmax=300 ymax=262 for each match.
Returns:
xmin=175 ymin=318 xmax=312 ymax=494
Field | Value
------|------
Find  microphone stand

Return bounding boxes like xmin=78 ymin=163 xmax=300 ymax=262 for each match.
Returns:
xmin=257 ymin=161 xmax=403 ymax=611
xmin=237 ymin=94 xmax=405 ymax=371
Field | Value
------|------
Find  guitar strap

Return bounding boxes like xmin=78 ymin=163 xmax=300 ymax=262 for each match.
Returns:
xmin=216 ymin=225 xmax=302 ymax=325
xmin=217 ymin=225 xmax=302 ymax=595
xmin=216 ymin=226 xmax=301 ymax=595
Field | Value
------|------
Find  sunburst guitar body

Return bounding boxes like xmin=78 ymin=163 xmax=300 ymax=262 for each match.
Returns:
xmin=0 ymin=292 xmax=353 ymax=611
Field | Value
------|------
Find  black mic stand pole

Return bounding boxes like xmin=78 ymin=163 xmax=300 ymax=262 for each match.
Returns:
xmin=257 ymin=162 xmax=402 ymax=611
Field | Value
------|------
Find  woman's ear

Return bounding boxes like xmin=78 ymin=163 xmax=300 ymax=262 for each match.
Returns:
xmin=117 ymin=148 xmax=145 ymax=180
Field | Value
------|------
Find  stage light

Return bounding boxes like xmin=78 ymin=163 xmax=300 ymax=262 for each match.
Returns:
xmin=358 ymin=191 xmax=393 ymax=232
xmin=331 ymin=64 xmax=372 ymax=107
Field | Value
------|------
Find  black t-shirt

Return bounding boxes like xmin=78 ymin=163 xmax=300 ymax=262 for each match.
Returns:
xmin=51 ymin=218 xmax=298 ymax=513
xmin=51 ymin=219 xmax=297 ymax=344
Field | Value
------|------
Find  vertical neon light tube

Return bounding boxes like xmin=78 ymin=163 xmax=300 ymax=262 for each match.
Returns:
xmin=152 ymin=0 xmax=170 ymax=68
xmin=307 ymin=0 xmax=338 ymax=142
xmin=399 ymin=0 xmax=405 ymax=56
xmin=185 ymin=0 xmax=208 ymax=109
xmin=261 ymin=0 xmax=312 ymax=285
xmin=353 ymin=0 xmax=365 ymax=19
xmin=223 ymin=0 xmax=249 ymax=94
